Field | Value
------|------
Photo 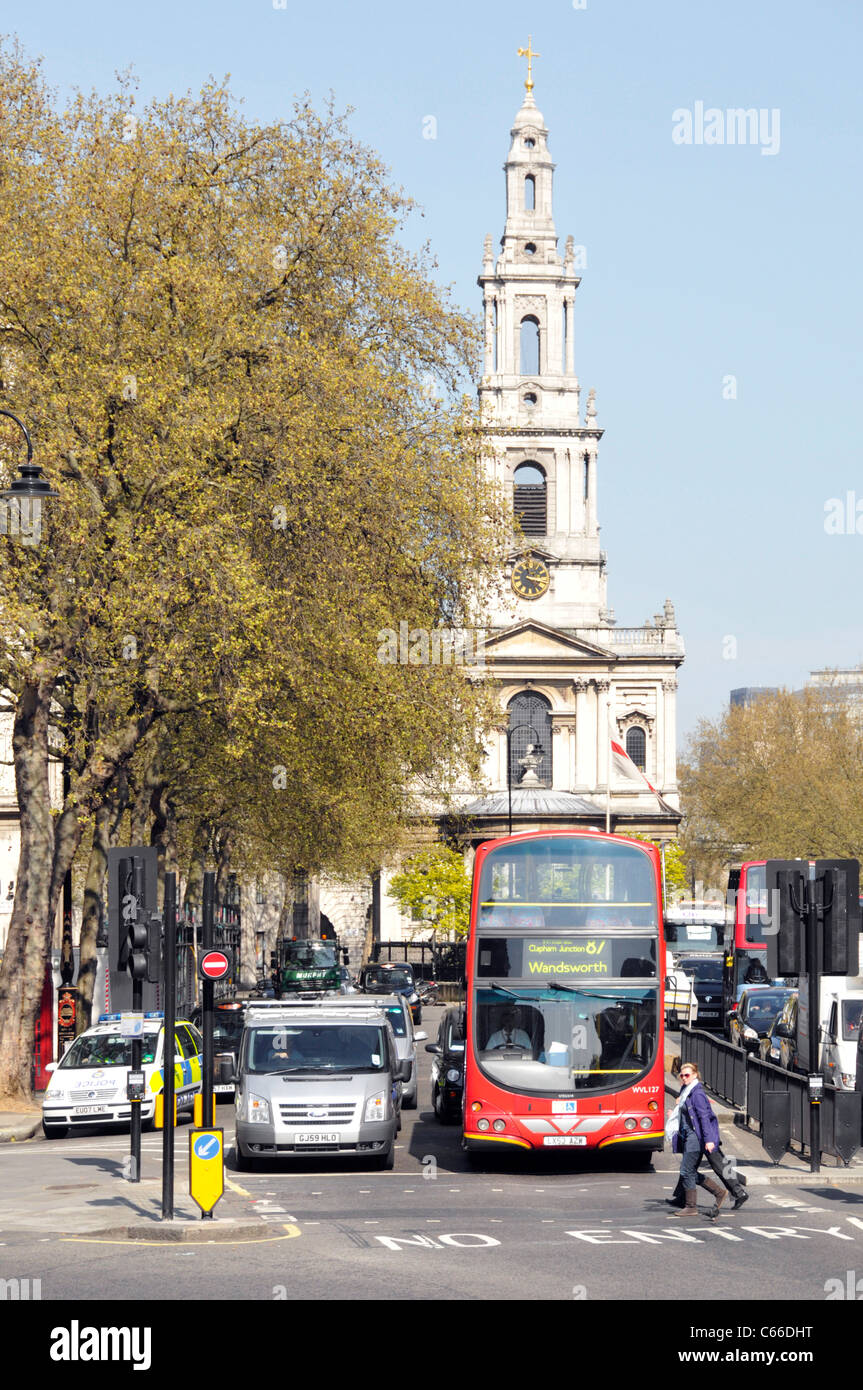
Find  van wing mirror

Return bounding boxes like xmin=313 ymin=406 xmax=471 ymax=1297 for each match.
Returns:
xmin=397 ymin=1059 xmax=412 ymax=1082
xmin=425 ymin=1043 xmax=442 ymax=1055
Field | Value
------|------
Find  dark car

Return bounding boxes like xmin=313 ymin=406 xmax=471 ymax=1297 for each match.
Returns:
xmin=426 ymin=1006 xmax=465 ymax=1123
xmin=676 ymin=956 xmax=725 ymax=1033
xmin=760 ymin=991 xmax=799 ymax=1070
xmin=191 ymin=1000 xmax=246 ymax=1100
xmin=359 ymin=963 xmax=422 ymax=1023
xmin=729 ymin=986 xmax=794 ymax=1054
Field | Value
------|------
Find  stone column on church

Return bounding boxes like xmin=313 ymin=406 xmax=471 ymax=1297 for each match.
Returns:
xmin=556 ymin=448 xmax=568 ymax=537
xmin=565 ymin=292 xmax=576 ymax=375
xmin=595 ymin=679 xmax=611 ymax=811
xmin=586 ymin=448 xmax=597 ymax=537
xmin=483 ymin=294 xmax=495 ymax=376
xmin=662 ymin=677 xmax=678 ymax=789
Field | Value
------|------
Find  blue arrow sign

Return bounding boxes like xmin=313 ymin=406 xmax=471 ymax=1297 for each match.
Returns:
xmin=193 ymin=1133 xmax=221 ymax=1161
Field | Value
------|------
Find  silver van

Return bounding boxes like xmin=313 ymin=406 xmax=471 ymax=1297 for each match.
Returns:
xmin=274 ymin=993 xmax=426 ymax=1109
xmin=234 ymin=1004 xmax=410 ymax=1171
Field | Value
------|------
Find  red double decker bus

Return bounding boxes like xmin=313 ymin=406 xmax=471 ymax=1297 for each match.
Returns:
xmin=463 ymin=829 xmax=665 ymax=1160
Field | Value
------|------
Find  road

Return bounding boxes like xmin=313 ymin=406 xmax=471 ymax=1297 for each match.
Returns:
xmin=3 ymin=1007 xmax=863 ymax=1312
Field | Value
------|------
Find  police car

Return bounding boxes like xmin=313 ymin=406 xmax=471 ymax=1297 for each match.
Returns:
xmin=41 ymin=1012 xmax=203 ymax=1138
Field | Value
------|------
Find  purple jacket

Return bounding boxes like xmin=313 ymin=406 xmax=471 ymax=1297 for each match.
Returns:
xmin=671 ymin=1081 xmax=720 ymax=1152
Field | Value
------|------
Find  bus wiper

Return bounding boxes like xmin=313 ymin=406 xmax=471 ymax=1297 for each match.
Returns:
xmin=547 ymin=980 xmax=580 ymax=994
xmin=489 ymin=982 xmax=521 ymax=999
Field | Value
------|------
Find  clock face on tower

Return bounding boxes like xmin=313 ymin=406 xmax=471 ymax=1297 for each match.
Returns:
xmin=511 ymin=555 xmax=550 ymax=600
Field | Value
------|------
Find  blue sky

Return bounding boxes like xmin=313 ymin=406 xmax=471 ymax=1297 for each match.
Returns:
xmin=4 ymin=0 xmax=862 ymax=746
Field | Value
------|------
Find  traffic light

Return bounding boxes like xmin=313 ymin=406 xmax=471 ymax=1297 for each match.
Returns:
xmin=816 ymin=859 xmax=860 ymax=975
xmin=126 ymin=917 xmax=149 ymax=980
xmin=764 ymin=860 xmax=806 ymax=978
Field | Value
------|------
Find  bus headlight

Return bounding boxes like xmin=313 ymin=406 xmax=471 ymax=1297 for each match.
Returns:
xmin=493 ymin=1119 xmax=506 ymax=1132
xmin=364 ymin=1092 xmax=387 ymax=1123
xmin=624 ymin=1118 xmax=637 ymax=1131
xmin=247 ymin=1093 xmax=270 ymax=1124
xmin=639 ymin=1117 xmax=652 ymax=1130
xmin=476 ymin=1118 xmax=490 ymax=1131
xmin=446 ymin=1069 xmax=461 ymax=1083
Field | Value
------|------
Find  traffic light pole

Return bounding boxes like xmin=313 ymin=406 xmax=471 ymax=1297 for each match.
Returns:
xmin=200 ymin=873 xmax=216 ymax=1220
xmin=129 ymin=858 xmax=145 ymax=1184
xmin=161 ymin=873 xmax=177 ymax=1220
xmin=202 ymin=872 xmax=215 ymax=1131
xmin=805 ymin=865 xmax=821 ymax=1176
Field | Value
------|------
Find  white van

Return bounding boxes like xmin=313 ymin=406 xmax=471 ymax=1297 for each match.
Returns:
xmin=41 ymin=1012 xmax=203 ymax=1137
xmin=796 ymin=978 xmax=863 ymax=1090
xmin=664 ymin=949 xmax=698 ymax=1029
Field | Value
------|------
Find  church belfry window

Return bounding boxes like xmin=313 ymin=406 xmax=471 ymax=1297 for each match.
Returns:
xmin=507 ymin=691 xmax=552 ymax=788
xmin=520 ymin=315 xmax=540 ymax=375
xmin=513 ymin=462 xmax=546 ymax=535
xmin=626 ymin=726 xmax=647 ymax=773
xmin=524 ymin=174 xmax=535 ymax=211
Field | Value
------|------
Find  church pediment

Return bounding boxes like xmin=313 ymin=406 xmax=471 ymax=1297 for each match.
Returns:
xmin=483 ymin=620 xmax=612 ymax=659
xmin=507 ymin=546 xmax=559 ymax=565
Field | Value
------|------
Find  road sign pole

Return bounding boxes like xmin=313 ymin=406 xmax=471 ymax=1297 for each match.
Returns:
xmin=202 ymin=871 xmax=216 ymax=1155
xmin=162 ymin=873 xmax=177 ymax=1220
xmin=129 ymin=857 xmax=144 ymax=1184
xmin=806 ymin=864 xmax=821 ymax=1176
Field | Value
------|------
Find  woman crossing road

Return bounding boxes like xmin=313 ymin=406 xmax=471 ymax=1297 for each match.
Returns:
xmin=665 ymin=1062 xmax=732 ymax=1219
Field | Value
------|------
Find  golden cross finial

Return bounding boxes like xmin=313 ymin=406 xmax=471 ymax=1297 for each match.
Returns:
xmin=517 ymin=35 xmax=540 ymax=94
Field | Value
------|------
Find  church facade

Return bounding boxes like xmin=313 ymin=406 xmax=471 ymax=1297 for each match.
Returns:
xmin=375 ymin=74 xmax=684 ymax=939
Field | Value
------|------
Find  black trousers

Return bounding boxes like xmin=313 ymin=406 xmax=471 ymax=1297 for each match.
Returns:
xmin=671 ymin=1145 xmax=747 ymax=1202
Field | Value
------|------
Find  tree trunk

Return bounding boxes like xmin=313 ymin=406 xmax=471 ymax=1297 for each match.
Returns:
xmin=0 ymin=682 xmax=56 ymax=1106
xmin=76 ymin=780 xmax=127 ymax=1034
xmin=183 ymin=817 xmax=211 ymax=915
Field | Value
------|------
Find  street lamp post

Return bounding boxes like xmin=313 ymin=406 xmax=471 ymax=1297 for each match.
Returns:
xmin=506 ymin=721 xmax=543 ymax=838
xmin=0 ymin=410 xmax=59 ymax=547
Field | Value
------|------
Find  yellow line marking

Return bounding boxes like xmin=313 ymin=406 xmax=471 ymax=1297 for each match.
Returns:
xmin=225 ymin=1176 xmax=253 ymax=1198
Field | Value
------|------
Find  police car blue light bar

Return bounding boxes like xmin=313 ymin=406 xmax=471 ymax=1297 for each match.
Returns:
xmin=97 ymin=1013 xmax=123 ymax=1023
xmin=144 ymin=1011 xmax=164 ymax=1019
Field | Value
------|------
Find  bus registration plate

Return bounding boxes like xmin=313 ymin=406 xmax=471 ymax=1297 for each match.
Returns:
xmin=543 ymin=1135 xmax=587 ymax=1147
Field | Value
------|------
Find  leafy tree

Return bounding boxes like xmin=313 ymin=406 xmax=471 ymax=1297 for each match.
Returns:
xmin=621 ymin=833 xmax=687 ymax=900
xmin=679 ymin=688 xmax=863 ymax=879
xmin=0 ymin=45 xmax=507 ymax=1102
xmin=388 ymin=846 xmax=472 ymax=939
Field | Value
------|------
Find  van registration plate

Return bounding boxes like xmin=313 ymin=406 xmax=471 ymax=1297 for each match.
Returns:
xmin=295 ymin=1131 xmax=339 ymax=1145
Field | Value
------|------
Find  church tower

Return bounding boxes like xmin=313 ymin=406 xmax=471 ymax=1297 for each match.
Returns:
xmin=479 ymin=59 xmax=606 ymax=629
xmin=465 ymin=50 xmax=685 ymax=840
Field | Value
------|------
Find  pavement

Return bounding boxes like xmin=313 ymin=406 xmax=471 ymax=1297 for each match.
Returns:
xmin=0 ymin=1110 xmax=41 ymax=1143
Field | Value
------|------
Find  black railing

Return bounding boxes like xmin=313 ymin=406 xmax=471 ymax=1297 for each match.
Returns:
xmin=679 ymin=1026 xmax=862 ymax=1164
xmin=679 ymin=1025 xmax=747 ymax=1108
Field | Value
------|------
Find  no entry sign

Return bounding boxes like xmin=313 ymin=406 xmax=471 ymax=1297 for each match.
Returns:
xmin=198 ymin=949 xmax=232 ymax=981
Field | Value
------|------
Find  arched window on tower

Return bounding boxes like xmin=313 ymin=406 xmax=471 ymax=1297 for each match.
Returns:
xmin=513 ymin=462 xmax=547 ymax=535
xmin=626 ymin=726 xmax=647 ymax=773
xmin=524 ymin=174 xmax=535 ymax=211
xmin=508 ymin=691 xmax=552 ymax=788
xmin=520 ymin=315 xmax=540 ymax=376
